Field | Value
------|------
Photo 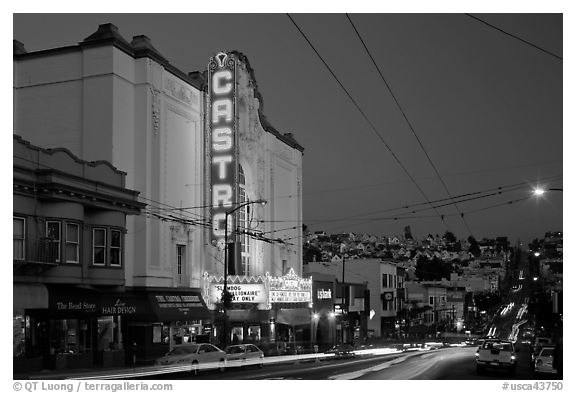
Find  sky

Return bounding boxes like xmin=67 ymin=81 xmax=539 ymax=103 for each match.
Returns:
xmin=12 ymin=10 xmax=565 ymax=245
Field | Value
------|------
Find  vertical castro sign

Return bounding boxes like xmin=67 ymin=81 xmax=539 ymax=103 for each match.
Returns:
xmin=209 ymin=52 xmax=238 ymax=249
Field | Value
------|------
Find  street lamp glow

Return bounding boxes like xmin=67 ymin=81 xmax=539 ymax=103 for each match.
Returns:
xmin=312 ymin=313 xmax=319 ymax=320
xmin=533 ymin=188 xmax=545 ymax=196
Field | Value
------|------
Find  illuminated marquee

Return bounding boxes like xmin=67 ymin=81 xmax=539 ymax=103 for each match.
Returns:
xmin=269 ymin=268 xmax=313 ymax=305
xmin=210 ymin=283 xmax=266 ymax=304
xmin=209 ymin=52 xmax=238 ymax=248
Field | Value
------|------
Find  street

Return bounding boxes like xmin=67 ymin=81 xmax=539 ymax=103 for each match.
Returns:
xmin=146 ymin=344 xmax=558 ymax=380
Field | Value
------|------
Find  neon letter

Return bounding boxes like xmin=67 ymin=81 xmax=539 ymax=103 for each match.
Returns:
xmin=213 ymin=156 xmax=232 ymax=180
xmin=212 ymin=99 xmax=232 ymax=124
xmin=212 ymin=70 xmax=233 ymax=95
xmin=212 ymin=127 xmax=233 ymax=151
xmin=213 ymin=184 xmax=232 ymax=207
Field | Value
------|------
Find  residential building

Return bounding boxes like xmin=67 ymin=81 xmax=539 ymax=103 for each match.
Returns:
xmin=13 ymin=135 xmax=144 ymax=372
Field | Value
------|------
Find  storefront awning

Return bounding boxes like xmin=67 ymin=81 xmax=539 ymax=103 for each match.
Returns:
xmin=13 ymin=283 xmax=48 ymax=316
xmin=44 ymin=285 xmax=99 ymax=318
xmin=104 ymin=290 xmax=211 ymax=322
xmin=276 ymin=308 xmax=312 ymax=326
xmin=25 ymin=286 xmax=211 ymax=322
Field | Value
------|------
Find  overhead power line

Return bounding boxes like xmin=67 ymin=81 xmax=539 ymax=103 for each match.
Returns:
xmin=286 ymin=13 xmax=452 ymax=233
xmin=283 ymin=194 xmax=535 ymax=242
xmin=14 ymin=153 xmax=290 ymax=247
xmin=465 ymin=14 xmax=562 ymax=61
xmin=346 ymin=13 xmax=475 ymax=238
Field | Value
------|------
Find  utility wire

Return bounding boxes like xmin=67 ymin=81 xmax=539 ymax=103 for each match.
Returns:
xmin=465 ymin=14 xmax=562 ymax=61
xmin=346 ymin=13 xmax=475 ymax=238
xmin=286 ymin=13 xmax=452 ymax=233
xmin=279 ymin=174 xmax=562 ymax=226
xmin=16 ymin=152 xmax=560 ymax=240
xmin=284 ymin=194 xmax=535 ymax=242
xmin=14 ymin=153 xmax=288 ymax=246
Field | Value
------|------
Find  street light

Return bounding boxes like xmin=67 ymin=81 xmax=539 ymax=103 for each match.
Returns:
xmin=532 ymin=187 xmax=563 ymax=196
xmin=221 ymin=199 xmax=267 ymax=348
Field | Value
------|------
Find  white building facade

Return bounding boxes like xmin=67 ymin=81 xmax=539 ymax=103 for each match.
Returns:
xmin=14 ymin=24 xmax=306 ymax=357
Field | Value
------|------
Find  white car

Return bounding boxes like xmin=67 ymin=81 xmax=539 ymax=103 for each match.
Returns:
xmin=225 ymin=344 xmax=265 ymax=368
xmin=155 ymin=343 xmax=226 ymax=374
xmin=534 ymin=346 xmax=557 ymax=375
xmin=476 ymin=339 xmax=517 ymax=375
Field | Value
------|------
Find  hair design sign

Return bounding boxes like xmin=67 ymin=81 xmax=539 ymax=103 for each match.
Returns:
xmin=209 ymin=52 xmax=238 ymax=249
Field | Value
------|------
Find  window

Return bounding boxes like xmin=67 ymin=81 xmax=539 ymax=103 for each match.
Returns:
xmin=429 ymin=296 xmax=435 ymax=306
xmin=177 ymin=245 xmax=185 ymax=275
xmin=93 ymin=228 xmax=106 ymax=265
xmin=110 ymin=230 xmax=122 ymax=266
xmin=13 ymin=217 xmax=25 ymax=260
xmin=46 ymin=221 xmax=61 ymax=262
xmin=65 ymin=223 xmax=80 ymax=263
xmin=382 ymin=274 xmax=387 ymax=288
xmin=239 ymin=165 xmax=250 ymax=275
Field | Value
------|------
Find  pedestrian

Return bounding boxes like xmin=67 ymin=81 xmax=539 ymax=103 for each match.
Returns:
xmin=232 ymin=333 xmax=240 ymax=345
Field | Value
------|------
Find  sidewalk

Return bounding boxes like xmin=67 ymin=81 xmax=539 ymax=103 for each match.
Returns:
xmin=14 ymin=364 xmax=171 ymax=381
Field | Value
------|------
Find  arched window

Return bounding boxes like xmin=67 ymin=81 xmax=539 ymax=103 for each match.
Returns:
xmin=238 ymin=166 xmax=250 ymax=275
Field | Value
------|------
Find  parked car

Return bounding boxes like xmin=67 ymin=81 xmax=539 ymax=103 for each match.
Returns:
xmin=325 ymin=344 xmax=356 ymax=359
xmin=531 ymin=337 xmax=553 ymax=366
xmin=533 ymin=346 xmax=557 ymax=375
xmin=154 ymin=343 xmax=226 ymax=374
xmin=225 ymin=344 xmax=264 ymax=368
xmin=476 ymin=339 xmax=517 ymax=375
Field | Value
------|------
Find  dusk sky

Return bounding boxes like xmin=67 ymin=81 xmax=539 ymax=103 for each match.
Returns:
xmin=12 ymin=12 xmax=564 ymax=245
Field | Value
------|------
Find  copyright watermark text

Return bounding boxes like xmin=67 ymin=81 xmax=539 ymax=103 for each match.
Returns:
xmin=502 ymin=382 xmax=564 ymax=391
xmin=13 ymin=382 xmax=173 ymax=393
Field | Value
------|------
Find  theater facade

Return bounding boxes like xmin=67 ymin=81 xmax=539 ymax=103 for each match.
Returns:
xmin=14 ymin=24 xmax=309 ymax=367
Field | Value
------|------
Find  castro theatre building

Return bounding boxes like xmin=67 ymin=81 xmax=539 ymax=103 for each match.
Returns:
xmin=14 ymin=23 xmax=309 ymax=363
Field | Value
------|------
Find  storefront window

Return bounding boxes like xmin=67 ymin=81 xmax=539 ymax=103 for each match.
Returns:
xmin=231 ymin=326 xmax=243 ymax=344
xmin=152 ymin=324 xmax=163 ymax=343
xmin=171 ymin=324 xmax=202 ymax=345
xmin=24 ymin=315 xmax=47 ymax=358
xmin=49 ymin=319 xmax=93 ymax=354
xmin=97 ymin=317 xmax=114 ymax=350
xmin=248 ymin=325 xmax=261 ymax=342
xmin=13 ymin=316 xmax=25 ymax=357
